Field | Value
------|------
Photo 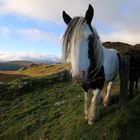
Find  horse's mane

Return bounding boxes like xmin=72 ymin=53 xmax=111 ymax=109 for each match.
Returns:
xmin=62 ymin=17 xmax=85 ymax=62
xmin=62 ymin=17 xmax=104 ymax=78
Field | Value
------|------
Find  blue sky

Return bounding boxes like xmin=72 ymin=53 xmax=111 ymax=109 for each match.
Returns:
xmin=0 ymin=0 xmax=139 ymax=62
xmin=0 ymin=14 xmax=63 ymax=54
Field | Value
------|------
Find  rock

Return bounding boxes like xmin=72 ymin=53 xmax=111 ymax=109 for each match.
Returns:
xmin=0 ymin=82 xmax=6 ymax=92
xmin=54 ymin=100 xmax=66 ymax=106
xmin=19 ymin=67 xmax=26 ymax=71
xmin=18 ymin=81 xmax=30 ymax=89
xmin=56 ymin=69 xmax=70 ymax=80
xmin=16 ymin=81 xmax=34 ymax=94
xmin=0 ymin=82 xmax=5 ymax=85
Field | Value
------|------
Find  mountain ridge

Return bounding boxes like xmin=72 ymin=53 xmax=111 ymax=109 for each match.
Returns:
xmin=0 ymin=42 xmax=139 ymax=71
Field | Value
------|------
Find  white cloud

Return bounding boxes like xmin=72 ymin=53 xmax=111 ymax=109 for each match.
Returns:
xmin=100 ymin=30 xmax=140 ymax=45
xmin=0 ymin=0 xmax=86 ymax=23
xmin=0 ymin=26 xmax=60 ymax=42
xmin=0 ymin=52 xmax=61 ymax=63
xmin=0 ymin=26 xmax=12 ymax=35
xmin=0 ymin=0 xmax=139 ymax=25
xmin=16 ymin=28 xmax=59 ymax=41
xmin=0 ymin=0 xmax=140 ymax=44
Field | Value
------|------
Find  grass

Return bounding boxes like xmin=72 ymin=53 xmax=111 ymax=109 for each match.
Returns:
xmin=0 ymin=64 xmax=140 ymax=140
xmin=16 ymin=63 xmax=71 ymax=77
xmin=0 ymin=63 xmax=70 ymax=82
xmin=0 ymin=72 xmax=27 ymax=82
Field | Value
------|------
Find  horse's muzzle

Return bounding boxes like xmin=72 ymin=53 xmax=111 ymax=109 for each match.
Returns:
xmin=71 ymin=70 xmax=85 ymax=83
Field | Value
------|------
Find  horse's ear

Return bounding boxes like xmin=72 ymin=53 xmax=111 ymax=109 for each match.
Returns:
xmin=85 ymin=4 xmax=94 ymax=25
xmin=62 ymin=11 xmax=72 ymax=25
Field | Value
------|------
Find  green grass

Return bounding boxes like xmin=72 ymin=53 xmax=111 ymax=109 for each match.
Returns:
xmin=0 ymin=74 xmax=140 ymax=140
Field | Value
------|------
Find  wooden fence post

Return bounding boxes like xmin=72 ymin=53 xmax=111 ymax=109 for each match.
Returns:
xmin=119 ymin=55 xmax=130 ymax=106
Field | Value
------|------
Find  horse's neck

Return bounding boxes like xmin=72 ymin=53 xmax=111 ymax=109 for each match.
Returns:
xmin=101 ymin=46 xmax=120 ymax=82
xmin=95 ymin=41 xmax=104 ymax=63
xmin=102 ymin=46 xmax=119 ymax=58
xmin=90 ymin=41 xmax=104 ymax=77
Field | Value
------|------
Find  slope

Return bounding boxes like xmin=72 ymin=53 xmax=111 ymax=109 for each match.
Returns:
xmin=0 ymin=74 xmax=140 ymax=140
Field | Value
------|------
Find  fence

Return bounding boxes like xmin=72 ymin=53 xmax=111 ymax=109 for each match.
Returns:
xmin=119 ymin=54 xmax=140 ymax=106
xmin=119 ymin=55 xmax=130 ymax=106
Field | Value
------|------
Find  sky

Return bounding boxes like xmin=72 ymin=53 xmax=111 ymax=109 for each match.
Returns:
xmin=0 ymin=0 xmax=140 ymax=63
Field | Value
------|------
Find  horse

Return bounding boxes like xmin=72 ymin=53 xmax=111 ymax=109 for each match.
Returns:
xmin=125 ymin=49 xmax=140 ymax=97
xmin=62 ymin=4 xmax=120 ymax=125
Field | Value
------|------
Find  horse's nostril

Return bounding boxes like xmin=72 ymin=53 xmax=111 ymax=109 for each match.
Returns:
xmin=80 ymin=71 xmax=85 ymax=78
xmin=82 ymin=71 xmax=85 ymax=76
xmin=71 ymin=70 xmax=86 ymax=82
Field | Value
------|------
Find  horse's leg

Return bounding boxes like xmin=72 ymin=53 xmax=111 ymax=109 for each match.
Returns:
xmin=103 ymin=82 xmax=113 ymax=107
xmin=84 ymin=89 xmax=93 ymax=120
xmin=135 ymin=78 xmax=139 ymax=91
xmin=101 ymin=83 xmax=108 ymax=101
xmin=88 ymin=89 xmax=101 ymax=125
xmin=129 ymin=79 xmax=134 ymax=97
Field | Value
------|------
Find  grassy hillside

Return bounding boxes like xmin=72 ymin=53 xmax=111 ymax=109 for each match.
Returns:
xmin=17 ymin=63 xmax=71 ymax=77
xmin=0 ymin=44 xmax=140 ymax=140
xmin=103 ymin=42 xmax=140 ymax=54
xmin=0 ymin=69 xmax=140 ymax=140
xmin=0 ymin=73 xmax=27 ymax=82
xmin=0 ymin=63 xmax=70 ymax=82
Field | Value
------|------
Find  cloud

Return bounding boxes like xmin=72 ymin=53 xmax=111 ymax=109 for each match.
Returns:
xmin=0 ymin=0 xmax=139 ymax=25
xmin=100 ymin=30 xmax=140 ymax=45
xmin=0 ymin=26 xmax=60 ymax=42
xmin=0 ymin=0 xmax=140 ymax=44
xmin=16 ymin=28 xmax=59 ymax=41
xmin=0 ymin=52 xmax=61 ymax=63
xmin=0 ymin=26 xmax=12 ymax=35
xmin=0 ymin=0 xmax=103 ymax=23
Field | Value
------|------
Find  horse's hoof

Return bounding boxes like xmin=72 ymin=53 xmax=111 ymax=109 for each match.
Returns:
xmin=85 ymin=114 xmax=88 ymax=120
xmin=103 ymin=100 xmax=109 ymax=107
xmin=103 ymin=103 xmax=108 ymax=107
xmin=88 ymin=121 xmax=94 ymax=125
xmin=88 ymin=119 xmax=95 ymax=125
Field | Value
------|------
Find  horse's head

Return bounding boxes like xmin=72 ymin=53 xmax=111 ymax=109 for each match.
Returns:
xmin=62 ymin=5 xmax=97 ymax=83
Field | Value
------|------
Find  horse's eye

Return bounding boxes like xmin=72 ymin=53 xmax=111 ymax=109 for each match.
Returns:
xmin=88 ymin=35 xmax=94 ymax=41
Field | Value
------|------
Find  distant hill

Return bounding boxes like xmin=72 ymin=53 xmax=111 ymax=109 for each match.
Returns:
xmin=103 ymin=42 xmax=134 ymax=54
xmin=134 ymin=44 xmax=140 ymax=49
xmin=0 ymin=61 xmax=33 ymax=71
xmin=0 ymin=42 xmax=140 ymax=71
xmin=103 ymin=42 xmax=140 ymax=54
xmin=0 ymin=63 xmax=70 ymax=82
xmin=8 ymin=61 xmax=33 ymax=66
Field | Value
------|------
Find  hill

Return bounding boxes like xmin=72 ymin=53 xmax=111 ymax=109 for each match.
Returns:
xmin=0 ymin=61 xmax=33 ymax=71
xmin=0 ymin=72 xmax=27 ymax=82
xmin=0 ymin=72 xmax=140 ymax=140
xmin=8 ymin=61 xmax=33 ymax=66
xmin=0 ymin=63 xmax=70 ymax=82
xmin=103 ymin=42 xmax=133 ymax=54
xmin=0 ymin=41 xmax=139 ymax=72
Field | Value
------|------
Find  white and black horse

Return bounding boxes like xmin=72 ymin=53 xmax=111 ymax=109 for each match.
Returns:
xmin=62 ymin=5 xmax=120 ymax=125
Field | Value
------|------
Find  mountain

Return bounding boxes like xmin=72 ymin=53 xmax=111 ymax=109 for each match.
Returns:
xmin=134 ymin=44 xmax=140 ymax=49
xmin=0 ymin=61 xmax=34 ymax=71
xmin=103 ymin=41 xmax=134 ymax=54
xmin=8 ymin=60 xmax=33 ymax=66
xmin=103 ymin=41 xmax=140 ymax=54
xmin=0 ymin=42 xmax=140 ymax=71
